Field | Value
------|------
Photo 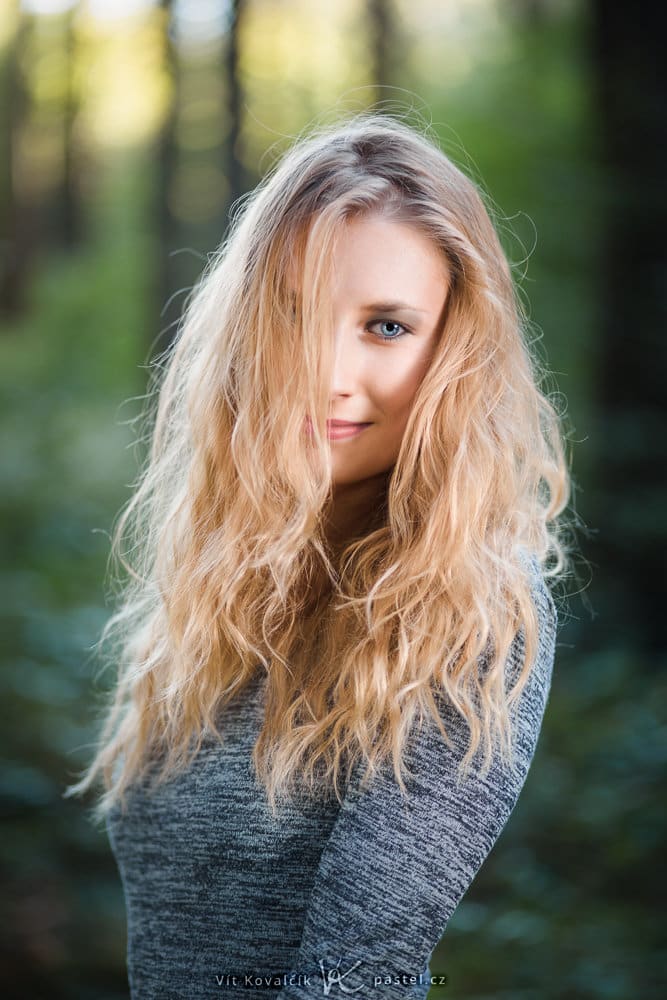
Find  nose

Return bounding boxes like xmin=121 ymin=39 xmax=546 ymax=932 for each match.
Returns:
xmin=329 ymin=320 xmax=363 ymax=398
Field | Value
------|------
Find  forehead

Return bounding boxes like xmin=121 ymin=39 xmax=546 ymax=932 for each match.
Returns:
xmin=285 ymin=211 xmax=450 ymax=305
xmin=331 ymin=214 xmax=450 ymax=304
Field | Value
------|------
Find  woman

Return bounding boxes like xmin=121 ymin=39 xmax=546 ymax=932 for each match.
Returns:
xmin=66 ymin=111 xmax=574 ymax=998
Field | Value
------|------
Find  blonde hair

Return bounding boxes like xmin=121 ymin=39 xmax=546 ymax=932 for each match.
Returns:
xmin=66 ymin=111 xmax=575 ymax=821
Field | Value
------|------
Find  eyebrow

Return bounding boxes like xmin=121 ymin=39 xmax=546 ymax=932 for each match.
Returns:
xmin=359 ymin=301 xmax=429 ymax=317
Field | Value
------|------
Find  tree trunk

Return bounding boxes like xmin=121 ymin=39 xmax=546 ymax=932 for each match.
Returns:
xmin=222 ymin=0 xmax=245 ymax=221
xmin=589 ymin=2 xmax=667 ymax=653
xmin=57 ymin=6 xmax=82 ymax=249
xmin=367 ymin=0 xmax=392 ymax=106
xmin=0 ymin=3 xmax=30 ymax=319
xmin=154 ymin=0 xmax=180 ymax=360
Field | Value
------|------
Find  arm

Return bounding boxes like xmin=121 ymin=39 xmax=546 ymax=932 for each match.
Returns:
xmin=277 ymin=568 xmax=558 ymax=999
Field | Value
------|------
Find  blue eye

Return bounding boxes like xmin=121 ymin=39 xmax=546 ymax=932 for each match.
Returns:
xmin=367 ymin=319 xmax=410 ymax=343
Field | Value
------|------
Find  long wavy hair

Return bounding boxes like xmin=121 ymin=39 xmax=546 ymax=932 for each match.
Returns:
xmin=66 ymin=111 xmax=574 ymax=821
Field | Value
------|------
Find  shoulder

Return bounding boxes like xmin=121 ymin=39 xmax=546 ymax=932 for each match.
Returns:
xmin=513 ymin=547 xmax=559 ymax=700
xmin=414 ymin=551 xmax=558 ymax=790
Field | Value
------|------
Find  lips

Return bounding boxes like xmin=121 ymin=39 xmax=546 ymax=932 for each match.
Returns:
xmin=326 ymin=420 xmax=371 ymax=428
xmin=303 ymin=416 xmax=372 ymax=440
xmin=304 ymin=416 xmax=371 ymax=428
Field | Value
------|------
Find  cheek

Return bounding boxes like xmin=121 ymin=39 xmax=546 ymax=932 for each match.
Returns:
xmin=372 ymin=356 xmax=431 ymax=421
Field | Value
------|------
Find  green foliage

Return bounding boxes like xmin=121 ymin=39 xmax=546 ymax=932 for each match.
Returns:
xmin=1 ymin=148 xmax=152 ymax=998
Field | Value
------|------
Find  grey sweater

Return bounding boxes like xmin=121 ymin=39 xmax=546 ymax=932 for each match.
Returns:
xmin=106 ymin=564 xmax=557 ymax=999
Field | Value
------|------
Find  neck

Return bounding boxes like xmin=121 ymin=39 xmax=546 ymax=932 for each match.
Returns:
xmin=324 ymin=470 xmax=390 ymax=553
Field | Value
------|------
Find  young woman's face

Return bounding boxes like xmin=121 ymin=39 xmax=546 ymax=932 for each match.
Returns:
xmin=309 ymin=212 xmax=450 ymax=487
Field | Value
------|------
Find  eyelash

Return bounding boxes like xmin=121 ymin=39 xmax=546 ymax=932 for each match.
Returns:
xmin=289 ymin=306 xmax=411 ymax=344
xmin=366 ymin=318 xmax=412 ymax=344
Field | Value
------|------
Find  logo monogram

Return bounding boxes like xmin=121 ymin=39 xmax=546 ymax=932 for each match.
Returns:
xmin=317 ymin=956 xmax=365 ymax=995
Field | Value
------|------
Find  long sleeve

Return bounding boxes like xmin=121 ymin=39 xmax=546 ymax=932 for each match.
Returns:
xmin=276 ymin=568 xmax=557 ymax=999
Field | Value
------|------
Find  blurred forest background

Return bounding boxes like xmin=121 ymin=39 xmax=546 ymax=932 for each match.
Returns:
xmin=1 ymin=0 xmax=665 ymax=997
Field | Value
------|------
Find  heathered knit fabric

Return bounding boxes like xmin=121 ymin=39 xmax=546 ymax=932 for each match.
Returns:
xmin=106 ymin=559 xmax=557 ymax=1000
